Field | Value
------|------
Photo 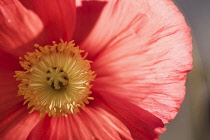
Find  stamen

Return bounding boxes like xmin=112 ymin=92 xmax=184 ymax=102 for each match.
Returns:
xmin=14 ymin=40 xmax=96 ymax=117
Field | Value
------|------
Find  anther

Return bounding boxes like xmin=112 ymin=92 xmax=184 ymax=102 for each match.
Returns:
xmin=14 ymin=40 xmax=95 ymax=117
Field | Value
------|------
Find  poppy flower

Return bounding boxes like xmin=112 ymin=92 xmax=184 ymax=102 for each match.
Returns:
xmin=0 ymin=0 xmax=192 ymax=140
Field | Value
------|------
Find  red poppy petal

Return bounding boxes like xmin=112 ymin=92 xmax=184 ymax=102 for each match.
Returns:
xmin=20 ymin=0 xmax=76 ymax=44
xmin=0 ymin=108 xmax=39 ymax=140
xmin=78 ymin=0 xmax=149 ymax=59
xmin=0 ymin=50 xmax=20 ymax=71
xmin=27 ymin=95 xmax=164 ymax=140
xmin=0 ymin=0 xmax=44 ymax=57
xmin=89 ymin=0 xmax=192 ymax=123
xmin=94 ymin=91 xmax=166 ymax=139
xmin=27 ymin=105 xmax=132 ymax=140
xmin=73 ymin=0 xmax=108 ymax=45
xmin=0 ymin=69 xmax=40 ymax=140
xmin=0 ymin=68 xmax=23 ymax=122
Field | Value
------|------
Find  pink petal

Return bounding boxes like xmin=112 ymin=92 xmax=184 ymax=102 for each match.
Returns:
xmin=0 ymin=68 xmax=23 ymax=122
xmin=20 ymin=0 xmax=76 ymax=44
xmin=85 ymin=0 xmax=192 ymax=123
xmin=0 ymin=69 xmax=40 ymax=140
xmin=0 ymin=108 xmax=39 ymax=140
xmin=78 ymin=0 xmax=149 ymax=59
xmin=27 ymin=94 xmax=165 ymax=140
xmin=27 ymin=103 xmax=132 ymax=140
xmin=93 ymin=92 xmax=166 ymax=139
xmin=73 ymin=0 xmax=107 ymax=45
xmin=0 ymin=0 xmax=44 ymax=57
xmin=0 ymin=0 xmax=76 ymax=57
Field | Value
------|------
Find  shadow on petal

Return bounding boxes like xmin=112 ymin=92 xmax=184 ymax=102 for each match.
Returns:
xmin=73 ymin=1 xmax=107 ymax=45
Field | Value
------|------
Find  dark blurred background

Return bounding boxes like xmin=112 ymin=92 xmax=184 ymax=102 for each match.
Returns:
xmin=161 ymin=0 xmax=210 ymax=140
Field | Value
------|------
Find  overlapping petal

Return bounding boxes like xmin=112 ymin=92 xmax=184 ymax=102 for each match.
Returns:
xmin=0 ymin=0 xmax=76 ymax=57
xmin=74 ymin=0 xmax=108 ymax=45
xmin=0 ymin=109 xmax=39 ymax=140
xmin=0 ymin=68 xmax=40 ymax=140
xmin=27 ymin=103 xmax=132 ymax=140
xmin=0 ymin=0 xmax=192 ymax=139
xmin=93 ymin=93 xmax=166 ymax=140
xmin=26 ymin=94 xmax=165 ymax=140
xmin=20 ymin=0 xmax=76 ymax=44
xmin=80 ymin=0 xmax=192 ymax=123
xmin=77 ymin=0 xmax=149 ymax=58
xmin=0 ymin=0 xmax=43 ymax=57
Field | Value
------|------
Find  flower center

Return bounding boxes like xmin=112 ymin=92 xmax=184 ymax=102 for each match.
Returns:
xmin=46 ymin=66 xmax=69 ymax=90
xmin=14 ymin=40 xmax=95 ymax=117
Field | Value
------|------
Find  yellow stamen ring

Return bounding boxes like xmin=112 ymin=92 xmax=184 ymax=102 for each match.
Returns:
xmin=14 ymin=40 xmax=95 ymax=117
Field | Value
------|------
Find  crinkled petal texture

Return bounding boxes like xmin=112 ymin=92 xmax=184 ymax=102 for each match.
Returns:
xmin=0 ymin=0 xmax=192 ymax=140
xmin=78 ymin=0 xmax=192 ymax=123
xmin=27 ymin=95 xmax=165 ymax=140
